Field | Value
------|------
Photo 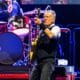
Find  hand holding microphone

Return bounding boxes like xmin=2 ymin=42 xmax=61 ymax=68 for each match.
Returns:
xmin=34 ymin=8 xmax=46 ymax=30
xmin=34 ymin=17 xmax=46 ymax=30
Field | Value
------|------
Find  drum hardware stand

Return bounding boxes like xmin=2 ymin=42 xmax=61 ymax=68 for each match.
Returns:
xmin=19 ymin=21 xmax=33 ymax=79
xmin=27 ymin=20 xmax=40 ymax=79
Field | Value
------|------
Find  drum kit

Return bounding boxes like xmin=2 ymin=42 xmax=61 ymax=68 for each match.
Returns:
xmin=0 ymin=8 xmax=45 ymax=66
xmin=0 ymin=21 xmax=28 ymax=65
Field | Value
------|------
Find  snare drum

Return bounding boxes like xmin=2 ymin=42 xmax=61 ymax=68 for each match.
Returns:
xmin=11 ymin=28 xmax=29 ymax=41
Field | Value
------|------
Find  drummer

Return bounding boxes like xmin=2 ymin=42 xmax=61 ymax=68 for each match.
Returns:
xmin=4 ymin=0 xmax=24 ymax=30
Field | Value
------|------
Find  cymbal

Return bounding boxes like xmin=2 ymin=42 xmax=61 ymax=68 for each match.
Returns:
xmin=24 ymin=9 xmax=45 ymax=15
xmin=0 ymin=21 xmax=7 ymax=24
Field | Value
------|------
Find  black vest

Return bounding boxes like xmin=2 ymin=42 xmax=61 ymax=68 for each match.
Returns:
xmin=36 ymin=26 xmax=58 ymax=61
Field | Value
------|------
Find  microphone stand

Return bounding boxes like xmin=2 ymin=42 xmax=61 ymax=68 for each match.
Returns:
xmin=28 ymin=19 xmax=34 ymax=80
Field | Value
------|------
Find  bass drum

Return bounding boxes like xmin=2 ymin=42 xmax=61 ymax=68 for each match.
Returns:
xmin=0 ymin=32 xmax=23 ymax=65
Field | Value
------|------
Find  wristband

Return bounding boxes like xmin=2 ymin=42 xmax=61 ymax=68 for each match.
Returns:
xmin=40 ymin=23 xmax=47 ymax=30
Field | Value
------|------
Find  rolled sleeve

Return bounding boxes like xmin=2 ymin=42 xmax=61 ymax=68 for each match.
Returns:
xmin=51 ymin=26 xmax=61 ymax=38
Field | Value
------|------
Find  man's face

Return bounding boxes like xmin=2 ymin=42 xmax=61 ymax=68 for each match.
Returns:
xmin=43 ymin=12 xmax=55 ymax=26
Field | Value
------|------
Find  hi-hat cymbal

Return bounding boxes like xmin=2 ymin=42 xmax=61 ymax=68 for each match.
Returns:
xmin=0 ymin=21 xmax=7 ymax=24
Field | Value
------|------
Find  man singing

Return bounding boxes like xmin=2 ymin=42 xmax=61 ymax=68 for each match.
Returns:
xmin=30 ymin=10 xmax=61 ymax=80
